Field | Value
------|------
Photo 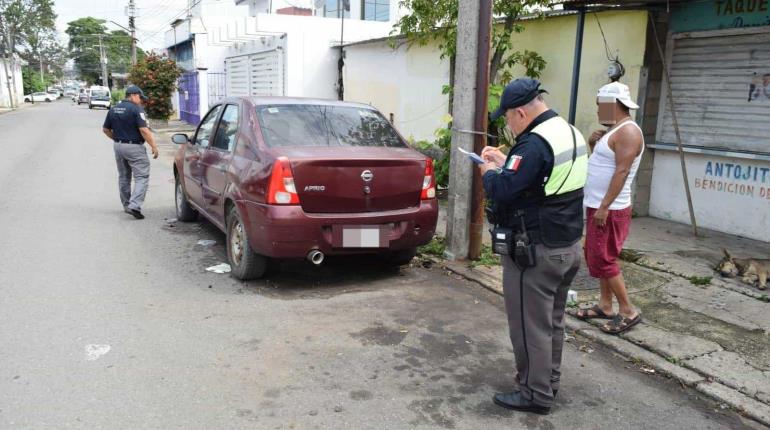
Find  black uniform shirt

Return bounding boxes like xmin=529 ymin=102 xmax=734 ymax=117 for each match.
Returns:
xmin=482 ymin=110 xmax=557 ymax=231
xmin=103 ymin=100 xmax=148 ymax=143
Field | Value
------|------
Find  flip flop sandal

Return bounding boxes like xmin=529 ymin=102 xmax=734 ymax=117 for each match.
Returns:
xmin=576 ymin=304 xmax=616 ymax=321
xmin=601 ymin=314 xmax=642 ymax=335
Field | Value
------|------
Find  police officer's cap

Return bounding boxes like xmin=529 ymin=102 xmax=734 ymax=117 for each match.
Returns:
xmin=490 ymin=78 xmax=548 ymax=121
xmin=126 ymin=85 xmax=148 ymax=101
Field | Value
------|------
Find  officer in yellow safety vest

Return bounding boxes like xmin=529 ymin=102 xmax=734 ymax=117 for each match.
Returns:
xmin=479 ymin=78 xmax=587 ymax=415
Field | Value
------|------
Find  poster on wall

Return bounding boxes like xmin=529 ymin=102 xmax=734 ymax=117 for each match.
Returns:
xmin=748 ymin=72 xmax=770 ymax=102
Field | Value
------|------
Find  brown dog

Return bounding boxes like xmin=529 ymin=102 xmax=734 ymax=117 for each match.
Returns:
xmin=717 ymin=249 xmax=769 ymax=290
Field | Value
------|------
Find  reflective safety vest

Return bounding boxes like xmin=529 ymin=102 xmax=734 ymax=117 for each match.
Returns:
xmin=530 ymin=116 xmax=588 ymax=196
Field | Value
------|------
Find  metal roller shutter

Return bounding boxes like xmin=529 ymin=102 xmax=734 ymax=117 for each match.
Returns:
xmin=658 ymin=28 xmax=770 ymax=155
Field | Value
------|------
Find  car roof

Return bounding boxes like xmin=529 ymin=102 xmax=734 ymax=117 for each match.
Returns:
xmin=220 ymin=96 xmax=376 ymax=111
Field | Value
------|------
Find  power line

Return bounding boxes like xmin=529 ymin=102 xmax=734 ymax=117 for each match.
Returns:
xmin=139 ymin=0 xmax=205 ymax=43
xmin=593 ymin=12 xmax=617 ymax=62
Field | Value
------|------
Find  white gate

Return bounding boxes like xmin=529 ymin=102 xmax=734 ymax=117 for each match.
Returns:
xmin=225 ymin=48 xmax=285 ymax=98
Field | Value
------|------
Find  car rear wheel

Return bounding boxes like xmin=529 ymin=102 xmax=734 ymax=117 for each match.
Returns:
xmin=383 ymin=248 xmax=418 ymax=266
xmin=88 ymin=104 xmax=93 ymax=109
xmin=175 ymin=177 xmax=198 ymax=222
xmin=227 ymin=208 xmax=267 ymax=280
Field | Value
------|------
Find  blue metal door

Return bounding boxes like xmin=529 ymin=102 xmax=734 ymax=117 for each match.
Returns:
xmin=178 ymin=71 xmax=200 ymax=125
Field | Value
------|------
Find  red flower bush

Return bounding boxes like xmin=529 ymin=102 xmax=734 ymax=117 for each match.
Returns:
xmin=128 ymin=54 xmax=182 ymax=120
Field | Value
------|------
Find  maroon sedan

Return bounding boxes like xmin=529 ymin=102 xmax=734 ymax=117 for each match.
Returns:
xmin=172 ymin=97 xmax=438 ymax=280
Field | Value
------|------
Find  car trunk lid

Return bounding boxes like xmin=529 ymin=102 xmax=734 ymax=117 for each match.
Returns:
xmin=274 ymin=147 xmax=426 ymax=214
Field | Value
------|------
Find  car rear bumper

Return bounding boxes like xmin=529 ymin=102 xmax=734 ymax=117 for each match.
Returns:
xmin=237 ymin=200 xmax=439 ymax=258
xmin=91 ymin=100 xmax=110 ymax=106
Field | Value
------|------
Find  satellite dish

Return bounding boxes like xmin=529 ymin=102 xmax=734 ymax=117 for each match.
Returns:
xmin=313 ymin=0 xmax=324 ymax=9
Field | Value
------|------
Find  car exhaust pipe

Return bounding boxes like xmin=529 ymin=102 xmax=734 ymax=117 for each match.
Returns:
xmin=307 ymin=250 xmax=324 ymax=266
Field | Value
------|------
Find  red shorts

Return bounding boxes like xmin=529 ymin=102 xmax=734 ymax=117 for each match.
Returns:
xmin=584 ymin=206 xmax=632 ymax=279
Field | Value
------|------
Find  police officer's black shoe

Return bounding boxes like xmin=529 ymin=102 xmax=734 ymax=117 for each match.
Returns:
xmin=129 ymin=209 xmax=145 ymax=220
xmin=493 ymin=391 xmax=551 ymax=415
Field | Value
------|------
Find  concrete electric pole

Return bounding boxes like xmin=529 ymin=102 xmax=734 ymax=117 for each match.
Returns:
xmin=128 ymin=0 xmax=137 ymax=65
xmin=444 ymin=0 xmax=492 ymax=260
xmin=99 ymin=36 xmax=108 ymax=87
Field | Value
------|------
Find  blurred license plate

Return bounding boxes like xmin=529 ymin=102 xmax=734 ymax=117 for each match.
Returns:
xmin=343 ymin=227 xmax=381 ymax=248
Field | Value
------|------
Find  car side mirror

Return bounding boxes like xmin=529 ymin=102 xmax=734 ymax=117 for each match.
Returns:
xmin=172 ymin=133 xmax=190 ymax=144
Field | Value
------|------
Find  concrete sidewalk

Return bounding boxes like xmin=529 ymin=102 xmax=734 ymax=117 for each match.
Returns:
xmin=429 ymin=210 xmax=770 ymax=427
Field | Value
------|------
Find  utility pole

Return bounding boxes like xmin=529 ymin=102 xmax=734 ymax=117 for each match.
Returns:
xmin=128 ymin=0 xmax=137 ymax=65
xmin=468 ymin=0 xmax=492 ymax=259
xmin=445 ymin=0 xmax=483 ymax=260
xmin=39 ymin=53 xmax=45 ymax=88
xmin=3 ymin=28 xmax=16 ymax=108
xmin=99 ymin=36 xmax=108 ymax=88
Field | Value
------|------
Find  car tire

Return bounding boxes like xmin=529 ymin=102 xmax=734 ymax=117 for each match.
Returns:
xmin=175 ymin=176 xmax=198 ymax=222
xmin=383 ymin=248 xmax=418 ymax=266
xmin=45 ymin=98 xmax=51 ymax=102
xmin=227 ymin=208 xmax=267 ymax=280
xmin=88 ymin=104 xmax=93 ymax=109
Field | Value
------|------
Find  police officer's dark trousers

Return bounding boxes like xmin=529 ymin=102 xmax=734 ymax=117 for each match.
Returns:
xmin=502 ymin=242 xmax=581 ymax=407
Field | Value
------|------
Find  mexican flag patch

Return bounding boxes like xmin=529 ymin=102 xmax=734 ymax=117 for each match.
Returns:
xmin=506 ymin=155 xmax=523 ymax=171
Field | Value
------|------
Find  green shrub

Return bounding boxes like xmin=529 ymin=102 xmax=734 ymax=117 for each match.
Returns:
xmin=128 ymin=54 xmax=182 ymax=120
xmin=111 ymin=89 xmax=126 ymax=105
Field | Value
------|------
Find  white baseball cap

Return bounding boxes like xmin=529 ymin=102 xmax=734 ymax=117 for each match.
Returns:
xmin=597 ymin=81 xmax=639 ymax=110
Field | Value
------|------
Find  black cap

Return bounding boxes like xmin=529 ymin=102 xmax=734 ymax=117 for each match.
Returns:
xmin=126 ymin=85 xmax=148 ymax=101
xmin=490 ymin=78 xmax=548 ymax=121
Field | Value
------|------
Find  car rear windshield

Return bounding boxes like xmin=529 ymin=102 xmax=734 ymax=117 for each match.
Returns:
xmin=91 ymin=90 xmax=108 ymax=97
xmin=256 ymin=104 xmax=406 ymax=148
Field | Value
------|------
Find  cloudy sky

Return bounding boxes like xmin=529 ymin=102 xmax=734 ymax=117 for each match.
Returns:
xmin=54 ymin=0 xmax=196 ymax=51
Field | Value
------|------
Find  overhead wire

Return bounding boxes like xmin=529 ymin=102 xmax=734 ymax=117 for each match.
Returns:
xmin=593 ymin=12 xmax=617 ymax=62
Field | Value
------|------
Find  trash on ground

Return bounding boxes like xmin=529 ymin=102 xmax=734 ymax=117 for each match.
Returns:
xmin=197 ymin=239 xmax=217 ymax=247
xmin=85 ymin=344 xmax=111 ymax=361
xmin=567 ymin=289 xmax=578 ymax=303
xmin=206 ymin=263 xmax=231 ymax=274
xmin=640 ymin=365 xmax=656 ymax=374
xmin=579 ymin=345 xmax=594 ymax=354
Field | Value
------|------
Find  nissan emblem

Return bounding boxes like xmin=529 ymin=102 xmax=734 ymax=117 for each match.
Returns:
xmin=361 ymin=170 xmax=374 ymax=182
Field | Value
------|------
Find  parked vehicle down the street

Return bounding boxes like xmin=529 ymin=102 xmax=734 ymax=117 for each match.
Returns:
xmin=77 ymin=91 xmax=89 ymax=105
xmin=23 ymin=92 xmax=54 ymax=103
xmin=172 ymin=97 xmax=439 ymax=280
xmin=88 ymin=86 xmax=111 ymax=109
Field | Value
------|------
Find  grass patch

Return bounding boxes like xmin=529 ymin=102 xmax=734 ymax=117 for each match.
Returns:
xmin=470 ymin=244 xmax=500 ymax=268
xmin=688 ymin=276 xmax=712 ymax=286
xmin=418 ymin=236 xmax=446 ymax=257
xmin=760 ymin=294 xmax=769 ymax=303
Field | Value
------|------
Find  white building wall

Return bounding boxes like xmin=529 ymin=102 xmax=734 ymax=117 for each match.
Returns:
xmin=343 ymin=40 xmax=449 ymax=142
xmin=229 ymin=13 xmax=393 ymax=99
xmin=649 ymin=151 xmax=770 ymax=241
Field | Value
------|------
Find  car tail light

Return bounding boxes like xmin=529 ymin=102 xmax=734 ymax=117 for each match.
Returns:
xmin=267 ymin=157 xmax=300 ymax=205
xmin=421 ymin=159 xmax=436 ymax=200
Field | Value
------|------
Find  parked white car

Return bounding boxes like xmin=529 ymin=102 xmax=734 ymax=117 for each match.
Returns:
xmin=23 ymin=92 xmax=54 ymax=102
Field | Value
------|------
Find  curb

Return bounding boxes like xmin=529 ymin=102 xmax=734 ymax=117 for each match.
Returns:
xmin=428 ymin=256 xmax=770 ymax=427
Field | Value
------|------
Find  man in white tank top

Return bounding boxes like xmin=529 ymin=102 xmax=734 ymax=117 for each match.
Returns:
xmin=576 ymin=82 xmax=644 ymax=335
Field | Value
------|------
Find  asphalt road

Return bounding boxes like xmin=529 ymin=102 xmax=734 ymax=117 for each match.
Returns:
xmin=0 ymin=100 xmax=764 ymax=430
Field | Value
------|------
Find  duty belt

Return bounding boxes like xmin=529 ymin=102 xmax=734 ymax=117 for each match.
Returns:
xmin=115 ymin=140 xmax=143 ymax=144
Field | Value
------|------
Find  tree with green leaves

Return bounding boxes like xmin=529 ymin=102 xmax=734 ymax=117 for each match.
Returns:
xmin=128 ymin=53 xmax=181 ymax=120
xmin=393 ymin=0 xmax=550 ymax=112
xmin=66 ymin=17 xmax=144 ymax=85
xmin=0 ymin=0 xmax=57 ymax=103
